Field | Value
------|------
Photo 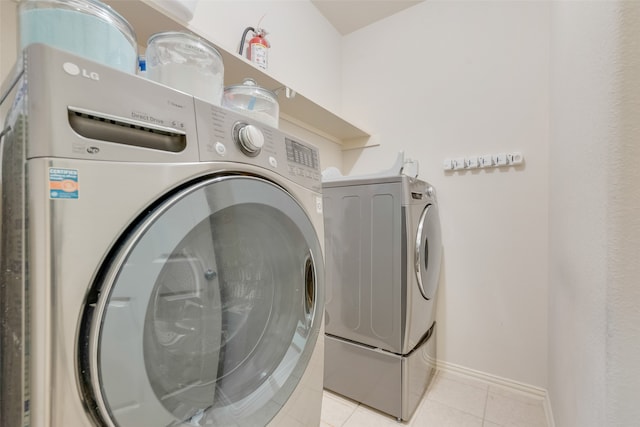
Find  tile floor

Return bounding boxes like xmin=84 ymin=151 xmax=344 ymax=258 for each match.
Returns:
xmin=320 ymin=370 xmax=548 ymax=427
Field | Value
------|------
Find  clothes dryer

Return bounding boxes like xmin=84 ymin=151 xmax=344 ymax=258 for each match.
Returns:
xmin=0 ymin=44 xmax=325 ymax=427
xmin=322 ymin=170 xmax=442 ymax=421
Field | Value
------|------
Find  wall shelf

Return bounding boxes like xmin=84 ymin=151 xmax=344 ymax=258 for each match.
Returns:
xmin=103 ymin=0 xmax=372 ymax=146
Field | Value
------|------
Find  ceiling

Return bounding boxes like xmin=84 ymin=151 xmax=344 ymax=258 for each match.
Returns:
xmin=311 ymin=0 xmax=424 ymax=35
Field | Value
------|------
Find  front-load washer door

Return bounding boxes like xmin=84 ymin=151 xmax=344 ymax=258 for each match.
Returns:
xmin=79 ymin=175 xmax=324 ymax=427
xmin=415 ymin=203 xmax=442 ymax=300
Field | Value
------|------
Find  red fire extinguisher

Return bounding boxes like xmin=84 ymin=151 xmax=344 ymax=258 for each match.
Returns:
xmin=239 ymin=26 xmax=270 ymax=70
xmin=248 ymin=28 xmax=269 ymax=70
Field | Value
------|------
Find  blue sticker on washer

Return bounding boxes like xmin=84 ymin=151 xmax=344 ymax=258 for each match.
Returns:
xmin=49 ymin=168 xmax=79 ymax=199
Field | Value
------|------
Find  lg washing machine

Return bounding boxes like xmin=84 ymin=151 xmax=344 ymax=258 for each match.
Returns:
xmin=0 ymin=44 xmax=325 ymax=427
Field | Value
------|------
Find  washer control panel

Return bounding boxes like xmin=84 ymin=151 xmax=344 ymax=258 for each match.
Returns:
xmin=194 ymin=99 xmax=321 ymax=190
xmin=285 ymin=137 xmax=321 ymax=181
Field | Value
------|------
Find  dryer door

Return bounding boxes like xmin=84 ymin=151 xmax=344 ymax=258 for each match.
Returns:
xmin=415 ymin=203 xmax=442 ymax=300
xmin=80 ymin=175 xmax=324 ymax=427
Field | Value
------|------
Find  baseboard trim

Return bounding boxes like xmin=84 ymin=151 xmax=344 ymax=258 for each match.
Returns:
xmin=436 ymin=360 xmax=555 ymax=427
xmin=544 ymin=393 xmax=556 ymax=427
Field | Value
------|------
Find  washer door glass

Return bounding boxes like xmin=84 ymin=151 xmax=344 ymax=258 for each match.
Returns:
xmin=87 ymin=176 xmax=324 ymax=427
xmin=414 ymin=203 xmax=442 ymax=300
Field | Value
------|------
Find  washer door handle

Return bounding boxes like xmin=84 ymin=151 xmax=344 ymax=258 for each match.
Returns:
xmin=305 ymin=255 xmax=315 ymax=312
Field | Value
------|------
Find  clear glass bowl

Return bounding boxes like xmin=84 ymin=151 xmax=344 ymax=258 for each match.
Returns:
xmin=146 ymin=31 xmax=224 ymax=105
xmin=18 ymin=0 xmax=138 ymax=74
xmin=223 ymin=78 xmax=279 ymax=128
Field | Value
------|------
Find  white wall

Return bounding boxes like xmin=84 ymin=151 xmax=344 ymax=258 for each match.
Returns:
xmin=550 ymin=1 xmax=640 ymax=426
xmin=548 ymin=3 xmax=609 ymax=424
xmin=0 ymin=0 xmax=18 ymax=83
xmin=609 ymin=4 xmax=640 ymax=423
xmin=341 ymin=1 xmax=550 ymax=388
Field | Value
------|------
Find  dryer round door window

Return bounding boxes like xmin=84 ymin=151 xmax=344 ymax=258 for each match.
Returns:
xmin=81 ymin=176 xmax=324 ymax=427
xmin=415 ymin=203 xmax=442 ymax=300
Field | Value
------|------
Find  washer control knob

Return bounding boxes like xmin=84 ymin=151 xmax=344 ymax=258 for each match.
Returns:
xmin=234 ymin=123 xmax=264 ymax=155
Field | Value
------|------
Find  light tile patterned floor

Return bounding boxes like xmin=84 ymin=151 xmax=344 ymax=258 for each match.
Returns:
xmin=320 ymin=370 xmax=548 ymax=427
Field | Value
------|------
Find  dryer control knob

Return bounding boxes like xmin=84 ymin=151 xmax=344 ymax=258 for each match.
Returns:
xmin=426 ymin=186 xmax=435 ymax=198
xmin=234 ymin=123 xmax=264 ymax=155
